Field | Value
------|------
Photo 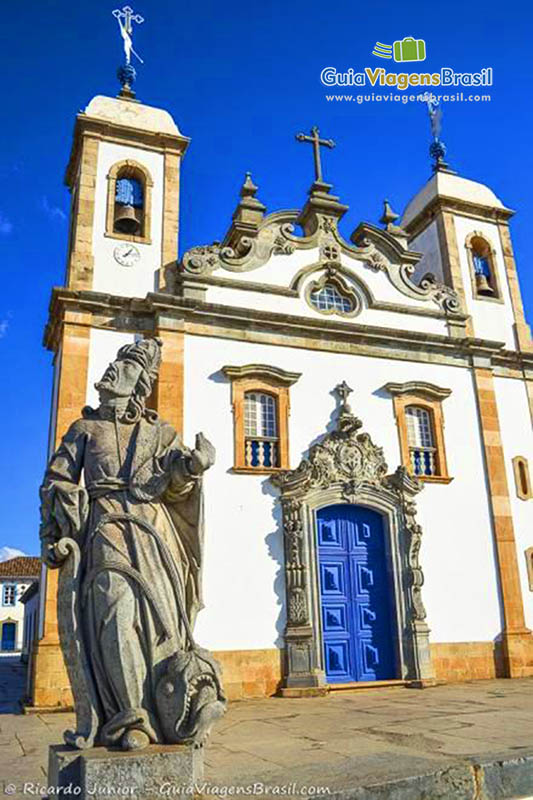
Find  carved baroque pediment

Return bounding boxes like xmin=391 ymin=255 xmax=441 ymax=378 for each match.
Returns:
xmin=180 ymin=200 xmax=462 ymax=314
xmin=272 ymin=406 xmax=389 ymax=500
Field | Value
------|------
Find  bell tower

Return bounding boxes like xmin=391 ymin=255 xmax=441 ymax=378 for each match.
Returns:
xmin=64 ymin=91 xmax=189 ymax=297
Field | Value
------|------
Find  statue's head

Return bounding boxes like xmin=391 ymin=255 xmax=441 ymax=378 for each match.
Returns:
xmin=95 ymin=337 xmax=163 ymax=422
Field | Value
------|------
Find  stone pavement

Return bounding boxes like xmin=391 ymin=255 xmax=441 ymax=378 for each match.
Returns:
xmin=1 ymin=657 xmax=533 ymax=799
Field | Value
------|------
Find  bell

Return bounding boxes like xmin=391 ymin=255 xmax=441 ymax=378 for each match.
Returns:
xmin=114 ymin=204 xmax=142 ymax=235
xmin=475 ymin=273 xmax=494 ymax=296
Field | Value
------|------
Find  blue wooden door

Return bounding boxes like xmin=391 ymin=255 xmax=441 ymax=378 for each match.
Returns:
xmin=1 ymin=622 xmax=16 ymax=652
xmin=317 ymin=505 xmax=396 ymax=683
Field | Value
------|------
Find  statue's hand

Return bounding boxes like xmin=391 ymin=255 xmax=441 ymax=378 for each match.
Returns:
xmin=189 ymin=432 xmax=216 ymax=475
xmin=41 ymin=536 xmax=59 ymax=568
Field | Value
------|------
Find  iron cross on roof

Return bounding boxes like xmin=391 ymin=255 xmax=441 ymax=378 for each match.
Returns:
xmin=295 ymin=126 xmax=335 ymax=184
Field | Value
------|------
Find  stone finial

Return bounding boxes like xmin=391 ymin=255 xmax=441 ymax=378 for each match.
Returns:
xmin=117 ymin=63 xmax=137 ymax=100
xmin=378 ymin=199 xmax=408 ymax=242
xmin=232 ymin=172 xmax=266 ymax=224
xmin=221 ymin=172 xmax=266 ymax=254
xmin=380 ymin=199 xmax=400 ymax=228
xmin=240 ymin=171 xmax=259 ymax=198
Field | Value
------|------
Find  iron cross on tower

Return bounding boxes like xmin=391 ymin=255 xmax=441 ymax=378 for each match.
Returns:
xmin=295 ymin=126 xmax=335 ymax=184
xmin=113 ymin=5 xmax=145 ymax=65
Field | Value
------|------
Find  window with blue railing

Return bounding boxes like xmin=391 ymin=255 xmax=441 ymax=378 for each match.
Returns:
xmin=386 ymin=382 xmax=452 ymax=484
xmin=222 ymin=364 xmax=300 ymax=473
xmin=405 ymin=405 xmax=439 ymax=477
xmin=244 ymin=392 xmax=280 ymax=468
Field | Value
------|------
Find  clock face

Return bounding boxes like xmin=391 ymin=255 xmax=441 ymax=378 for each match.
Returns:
xmin=114 ymin=243 xmax=140 ymax=267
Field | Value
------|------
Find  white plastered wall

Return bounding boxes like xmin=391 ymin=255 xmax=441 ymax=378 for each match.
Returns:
xmin=493 ymin=375 xmax=533 ymax=630
xmin=409 ymin=221 xmax=444 ymax=284
xmin=91 ymin=141 xmax=165 ymax=298
xmin=185 ymin=334 xmax=502 ymax=652
xmin=203 ymin=248 xmax=449 ymax=338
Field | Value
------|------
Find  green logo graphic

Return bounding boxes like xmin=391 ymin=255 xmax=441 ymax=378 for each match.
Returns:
xmin=372 ymin=42 xmax=392 ymax=59
xmin=372 ymin=37 xmax=426 ymax=63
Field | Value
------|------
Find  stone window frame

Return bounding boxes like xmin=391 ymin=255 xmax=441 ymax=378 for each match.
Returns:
xmin=465 ymin=231 xmax=504 ymax=304
xmin=513 ymin=456 xmax=533 ymax=501
xmin=2 ymin=583 xmax=16 ymax=607
xmin=384 ymin=382 xmax=453 ymax=485
xmin=105 ymin=159 xmax=153 ymax=245
xmin=304 ymin=271 xmax=362 ymax=319
xmin=222 ymin=364 xmax=301 ymax=474
xmin=525 ymin=547 xmax=533 ymax=591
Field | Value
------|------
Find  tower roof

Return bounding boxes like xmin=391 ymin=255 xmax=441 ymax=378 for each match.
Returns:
xmin=402 ymin=171 xmax=511 ymax=230
xmin=65 ymin=95 xmax=189 ymax=189
xmin=84 ymin=95 xmax=182 ymax=136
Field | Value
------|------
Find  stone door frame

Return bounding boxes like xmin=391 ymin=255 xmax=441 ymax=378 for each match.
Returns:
xmin=271 ymin=384 xmax=435 ymax=692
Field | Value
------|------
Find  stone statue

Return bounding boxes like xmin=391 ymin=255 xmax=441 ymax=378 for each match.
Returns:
xmin=40 ymin=337 xmax=226 ymax=752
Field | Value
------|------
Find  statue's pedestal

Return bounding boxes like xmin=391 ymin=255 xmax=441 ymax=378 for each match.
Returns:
xmin=49 ymin=743 xmax=204 ymax=799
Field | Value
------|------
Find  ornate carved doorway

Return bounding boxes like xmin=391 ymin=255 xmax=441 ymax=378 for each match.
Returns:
xmin=272 ymin=383 xmax=435 ymax=693
xmin=318 ymin=504 xmax=397 ymax=683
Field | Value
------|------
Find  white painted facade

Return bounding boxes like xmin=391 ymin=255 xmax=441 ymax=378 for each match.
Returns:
xmin=91 ymin=141 xmax=165 ymax=298
xmin=184 ymin=336 xmax=502 ymax=649
xmin=45 ymin=92 xmax=533 ymax=689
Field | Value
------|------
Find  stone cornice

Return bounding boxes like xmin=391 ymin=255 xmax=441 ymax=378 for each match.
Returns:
xmin=43 ymin=287 xmax=533 ymax=375
xmin=65 ymin=114 xmax=190 ymax=189
xmin=404 ymin=195 xmax=515 ymax=240
xmin=221 ymin=364 xmax=302 ymax=386
xmin=383 ymin=381 xmax=452 ymax=400
xmin=178 ymin=272 xmax=467 ymax=322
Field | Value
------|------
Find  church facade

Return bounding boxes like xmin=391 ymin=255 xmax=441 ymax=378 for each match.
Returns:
xmin=31 ymin=88 xmax=533 ymax=707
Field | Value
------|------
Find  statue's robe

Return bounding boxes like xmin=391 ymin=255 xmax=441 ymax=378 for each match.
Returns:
xmin=40 ymin=407 xmax=204 ymax=744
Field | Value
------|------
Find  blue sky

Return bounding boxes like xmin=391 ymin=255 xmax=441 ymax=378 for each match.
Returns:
xmin=1 ymin=0 xmax=532 ymax=556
